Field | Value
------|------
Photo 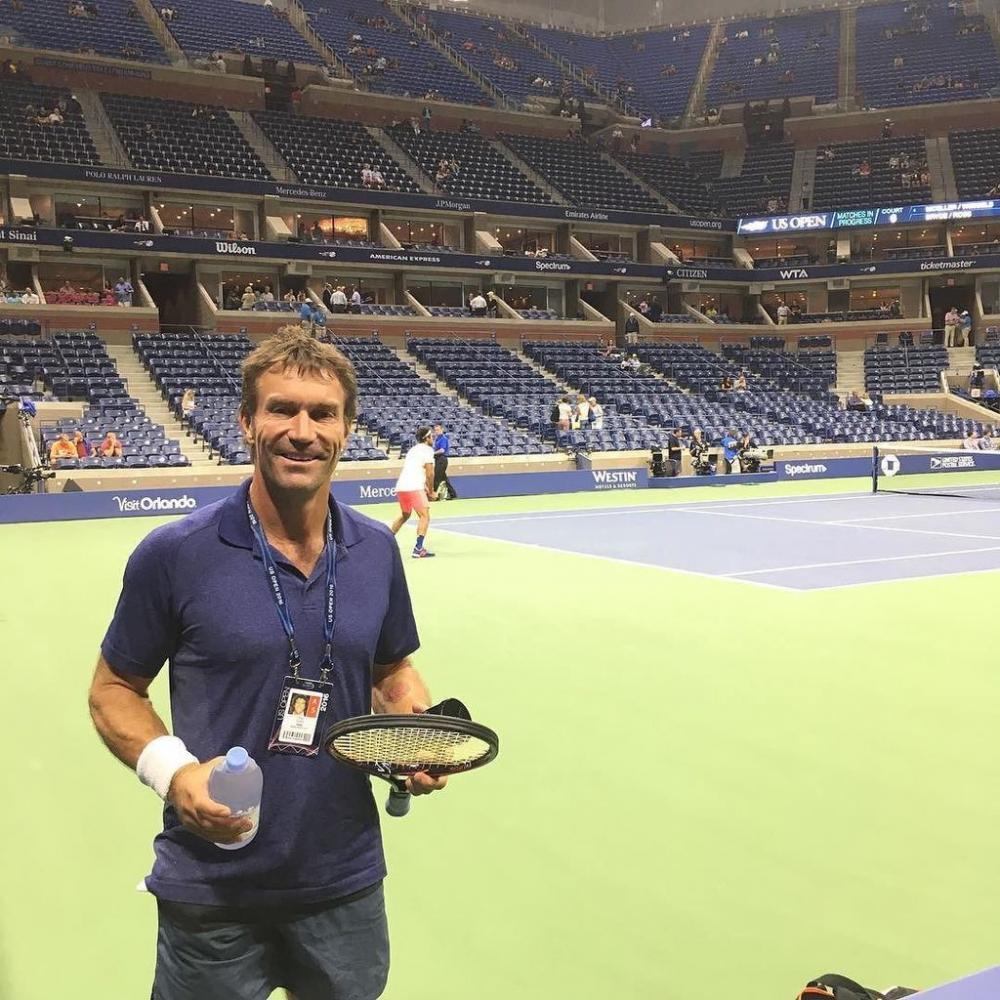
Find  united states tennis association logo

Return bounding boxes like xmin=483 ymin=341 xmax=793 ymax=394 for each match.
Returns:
xmin=880 ymin=454 xmax=900 ymax=477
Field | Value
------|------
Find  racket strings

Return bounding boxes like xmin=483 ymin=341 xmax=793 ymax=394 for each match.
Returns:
xmin=333 ymin=726 xmax=492 ymax=771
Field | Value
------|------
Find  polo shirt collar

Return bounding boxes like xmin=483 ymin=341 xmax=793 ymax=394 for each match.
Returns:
xmin=218 ymin=478 xmax=361 ymax=551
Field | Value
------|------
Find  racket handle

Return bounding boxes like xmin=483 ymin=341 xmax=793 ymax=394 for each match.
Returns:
xmin=386 ymin=785 xmax=411 ymax=817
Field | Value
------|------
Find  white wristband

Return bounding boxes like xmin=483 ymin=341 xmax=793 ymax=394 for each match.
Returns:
xmin=136 ymin=735 xmax=198 ymax=801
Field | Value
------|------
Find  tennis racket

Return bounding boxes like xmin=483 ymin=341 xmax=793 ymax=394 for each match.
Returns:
xmin=323 ymin=698 xmax=499 ymax=817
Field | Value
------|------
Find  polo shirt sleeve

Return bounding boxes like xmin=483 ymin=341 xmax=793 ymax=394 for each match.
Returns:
xmin=375 ymin=540 xmax=419 ymax=665
xmin=101 ymin=528 xmax=180 ymax=679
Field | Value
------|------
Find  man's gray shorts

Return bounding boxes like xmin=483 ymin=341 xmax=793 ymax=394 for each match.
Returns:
xmin=152 ymin=882 xmax=389 ymax=1000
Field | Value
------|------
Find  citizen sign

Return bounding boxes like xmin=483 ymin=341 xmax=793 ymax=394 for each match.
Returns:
xmin=674 ymin=267 xmax=708 ymax=279
xmin=113 ymin=494 xmax=198 ymax=512
xmin=215 ymin=242 xmax=256 ymax=255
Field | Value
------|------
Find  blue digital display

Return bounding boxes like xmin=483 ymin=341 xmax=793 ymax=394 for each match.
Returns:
xmin=738 ymin=200 xmax=1000 ymax=234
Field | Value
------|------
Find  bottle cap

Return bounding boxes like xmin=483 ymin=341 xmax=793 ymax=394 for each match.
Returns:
xmin=226 ymin=746 xmax=249 ymax=772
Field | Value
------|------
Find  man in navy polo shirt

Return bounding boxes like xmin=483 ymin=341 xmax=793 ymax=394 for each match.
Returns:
xmin=432 ymin=421 xmax=456 ymax=500
xmin=88 ymin=329 xmax=444 ymax=1000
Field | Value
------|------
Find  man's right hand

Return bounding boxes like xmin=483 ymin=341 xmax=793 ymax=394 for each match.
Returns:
xmin=168 ymin=758 xmax=253 ymax=844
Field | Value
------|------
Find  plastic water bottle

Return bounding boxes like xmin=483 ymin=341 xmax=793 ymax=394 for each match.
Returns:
xmin=207 ymin=747 xmax=263 ymax=851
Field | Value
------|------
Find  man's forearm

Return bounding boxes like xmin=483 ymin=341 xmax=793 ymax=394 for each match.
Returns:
xmin=89 ymin=682 xmax=169 ymax=769
xmin=373 ymin=658 xmax=431 ymax=714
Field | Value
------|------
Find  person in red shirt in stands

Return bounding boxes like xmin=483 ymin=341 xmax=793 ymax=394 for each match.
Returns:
xmin=73 ymin=431 xmax=91 ymax=458
xmin=99 ymin=431 xmax=123 ymax=458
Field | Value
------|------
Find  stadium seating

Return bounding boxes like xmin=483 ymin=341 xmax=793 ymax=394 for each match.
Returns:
xmin=255 ymin=112 xmax=419 ymax=191
xmin=102 ymin=94 xmax=270 ymax=180
xmin=949 ymin=127 xmax=1000 ymax=199
xmin=708 ymin=11 xmax=840 ymax=106
xmin=0 ymin=0 xmax=168 ymax=63
xmin=500 ymin=133 xmax=663 ymax=212
xmin=712 ymin=143 xmax=794 ymax=216
xmin=162 ymin=0 xmax=321 ymax=64
xmin=722 ymin=343 xmax=837 ymax=397
xmin=528 ymin=24 xmax=711 ymax=123
xmin=812 ymin=136 xmax=932 ymax=211
xmin=303 ymin=0 xmax=491 ymax=106
xmin=390 ymin=125 xmax=550 ymax=203
xmin=855 ymin=1 xmax=999 ymax=108
xmin=418 ymin=7 xmax=574 ymax=109
xmin=616 ymin=149 xmax=723 ymax=216
xmin=864 ymin=344 xmax=948 ymax=392
xmin=0 ymin=83 xmax=99 ymax=165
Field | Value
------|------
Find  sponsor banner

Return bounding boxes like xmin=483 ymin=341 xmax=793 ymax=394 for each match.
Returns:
xmin=0 ymin=224 xmax=666 ymax=280
xmin=893 ymin=451 xmax=1000 ymax=475
xmin=0 ymin=467 xmax=649 ymax=524
xmin=648 ymin=471 xmax=778 ymax=488
xmin=0 ymin=159 xmax=736 ymax=234
xmin=775 ymin=458 xmax=873 ymax=480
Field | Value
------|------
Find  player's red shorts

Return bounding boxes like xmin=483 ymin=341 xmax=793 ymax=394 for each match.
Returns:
xmin=397 ymin=489 xmax=428 ymax=514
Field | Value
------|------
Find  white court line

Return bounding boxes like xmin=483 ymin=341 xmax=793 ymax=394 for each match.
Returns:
xmin=656 ymin=506 xmax=1000 ymax=543
xmin=436 ymin=525 xmax=800 ymax=592
xmin=836 ymin=505 xmax=1000 ymax=523
xmin=796 ymin=564 xmax=1000 ymax=592
xmin=725 ymin=544 xmax=1000 ymax=577
xmin=436 ymin=491 xmax=877 ymax=528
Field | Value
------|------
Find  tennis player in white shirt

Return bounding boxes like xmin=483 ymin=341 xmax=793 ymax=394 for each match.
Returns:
xmin=390 ymin=426 xmax=437 ymax=558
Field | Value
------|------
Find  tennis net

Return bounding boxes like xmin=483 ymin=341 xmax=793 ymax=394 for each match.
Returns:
xmin=872 ymin=444 xmax=1000 ymax=499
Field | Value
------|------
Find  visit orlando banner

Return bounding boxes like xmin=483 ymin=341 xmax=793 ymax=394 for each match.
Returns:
xmin=0 ymin=467 xmax=649 ymax=523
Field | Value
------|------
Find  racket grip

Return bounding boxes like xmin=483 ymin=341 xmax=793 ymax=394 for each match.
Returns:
xmin=386 ymin=786 xmax=411 ymax=817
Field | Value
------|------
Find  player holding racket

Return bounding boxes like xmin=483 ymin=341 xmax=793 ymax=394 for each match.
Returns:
xmin=88 ymin=329 xmax=444 ymax=1000
xmin=390 ymin=425 xmax=437 ymax=558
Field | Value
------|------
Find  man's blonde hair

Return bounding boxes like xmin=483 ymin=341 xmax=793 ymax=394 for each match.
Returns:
xmin=240 ymin=327 xmax=358 ymax=425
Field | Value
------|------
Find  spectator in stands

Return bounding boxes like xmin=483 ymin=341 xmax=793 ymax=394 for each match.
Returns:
xmin=240 ymin=285 xmax=256 ymax=310
xmin=348 ymin=287 xmax=361 ymax=313
xmin=330 ymin=286 xmax=348 ymax=313
xmin=73 ymin=431 xmax=91 ymax=458
xmin=261 ymin=285 xmax=275 ymax=304
xmin=734 ymin=371 xmax=748 ymax=392
xmin=556 ymin=396 xmax=571 ymax=432
xmin=321 ymin=283 xmax=334 ymax=310
xmin=99 ymin=431 xmax=123 ymax=459
xmin=114 ymin=276 xmax=133 ymax=307
xmin=469 ymin=291 xmax=488 ymax=317
xmin=647 ymin=297 xmax=663 ymax=323
xmin=944 ymin=305 xmax=961 ymax=346
xmin=49 ymin=433 xmax=78 ymax=462
xmin=777 ymin=302 xmax=790 ymax=326
xmin=589 ymin=397 xmax=603 ymax=430
xmin=624 ymin=312 xmax=639 ymax=345
xmin=21 ymin=287 xmax=40 ymax=305
xmin=361 ymin=164 xmax=376 ymax=188
xmin=181 ymin=388 xmax=196 ymax=419
xmin=962 ymin=429 xmax=981 ymax=450
xmin=485 ymin=290 xmax=500 ymax=318
xmin=960 ymin=310 xmax=973 ymax=346
xmin=575 ymin=395 xmax=590 ymax=428
xmin=846 ymin=390 xmax=866 ymax=411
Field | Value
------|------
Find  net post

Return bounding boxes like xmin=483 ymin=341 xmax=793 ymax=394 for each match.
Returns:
xmin=872 ymin=446 xmax=880 ymax=494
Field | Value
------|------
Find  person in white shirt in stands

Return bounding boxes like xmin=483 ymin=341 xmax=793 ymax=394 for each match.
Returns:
xmin=469 ymin=292 xmax=488 ymax=317
xmin=390 ymin=426 xmax=437 ymax=558
xmin=21 ymin=287 xmax=40 ymax=304
xmin=575 ymin=394 xmax=590 ymax=428
xmin=370 ymin=167 xmax=385 ymax=189
xmin=962 ymin=429 xmax=981 ymax=450
xmin=330 ymin=286 xmax=348 ymax=313
xmin=349 ymin=286 xmax=362 ymax=313
xmin=261 ymin=285 xmax=275 ymax=303
xmin=557 ymin=396 xmax=572 ymax=432
xmin=360 ymin=164 xmax=375 ymax=188
xmin=776 ymin=302 xmax=790 ymax=325
xmin=589 ymin=397 xmax=604 ymax=429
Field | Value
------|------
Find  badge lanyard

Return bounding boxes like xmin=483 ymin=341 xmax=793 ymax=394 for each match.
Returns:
xmin=247 ymin=499 xmax=337 ymax=756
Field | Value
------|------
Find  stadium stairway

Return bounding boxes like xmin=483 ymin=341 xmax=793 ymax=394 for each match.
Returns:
xmin=513 ymin=348 xmax=575 ymax=393
xmin=839 ymin=5 xmax=856 ymax=108
xmin=366 ymin=128 xmax=437 ymax=195
xmin=104 ymin=344 xmax=216 ymax=468
xmin=600 ymin=150 xmax=678 ymax=212
xmin=685 ymin=20 xmax=726 ymax=122
xmin=228 ymin=111 xmax=296 ymax=183
xmin=835 ymin=348 xmax=867 ymax=395
xmin=947 ymin=345 xmax=978 ymax=377
xmin=390 ymin=348 xmax=458 ymax=397
xmin=76 ymin=91 xmax=133 ymax=168
xmin=487 ymin=138 xmax=568 ymax=205
xmin=134 ymin=0 xmax=188 ymax=65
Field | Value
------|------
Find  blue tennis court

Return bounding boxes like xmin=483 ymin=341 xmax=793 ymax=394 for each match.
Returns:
xmin=438 ymin=486 xmax=1000 ymax=590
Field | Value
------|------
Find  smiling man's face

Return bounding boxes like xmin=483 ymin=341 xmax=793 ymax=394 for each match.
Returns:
xmin=240 ymin=366 xmax=349 ymax=499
